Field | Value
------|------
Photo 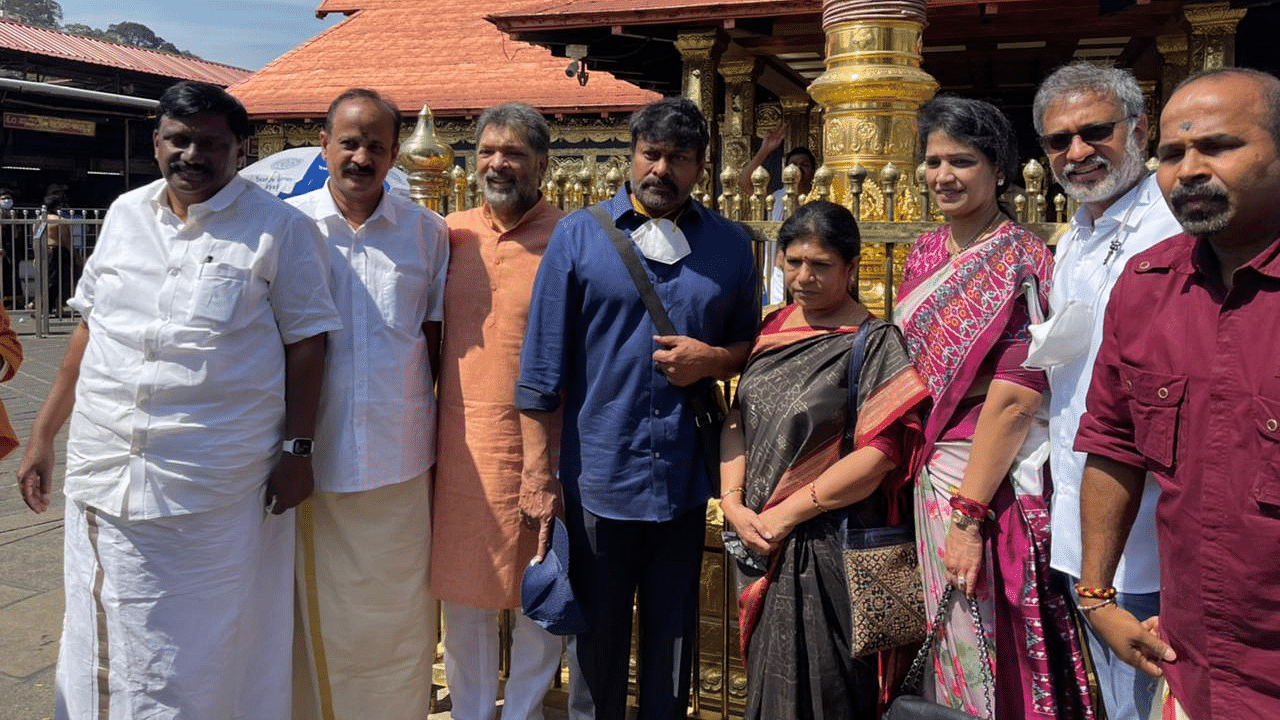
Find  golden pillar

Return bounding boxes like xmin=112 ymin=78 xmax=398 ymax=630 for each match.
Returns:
xmin=779 ymin=95 xmax=814 ymax=157
xmin=1185 ymin=2 xmax=1247 ymax=70
xmin=675 ymin=31 xmax=728 ymax=150
xmin=1156 ymin=33 xmax=1190 ymax=107
xmin=397 ymin=104 xmax=455 ymax=214
xmin=719 ymin=58 xmax=762 ymax=199
xmin=807 ymin=0 xmax=937 ymax=219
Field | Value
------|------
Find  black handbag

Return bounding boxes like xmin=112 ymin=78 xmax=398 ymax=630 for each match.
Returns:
xmin=587 ymin=204 xmax=728 ymax=493
xmin=883 ymin=584 xmax=994 ymax=720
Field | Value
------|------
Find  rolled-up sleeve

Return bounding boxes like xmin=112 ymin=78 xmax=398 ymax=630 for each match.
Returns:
xmin=516 ymin=224 xmax=574 ymax=412
xmin=1074 ymin=274 xmax=1144 ymax=468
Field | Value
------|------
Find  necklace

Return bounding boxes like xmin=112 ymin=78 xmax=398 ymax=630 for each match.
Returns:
xmin=950 ymin=210 xmax=1004 ymax=252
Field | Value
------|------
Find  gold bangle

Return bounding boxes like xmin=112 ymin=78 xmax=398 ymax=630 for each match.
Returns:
xmin=1079 ymin=598 xmax=1117 ymax=615
xmin=720 ymin=487 xmax=744 ymax=500
xmin=809 ymin=482 xmax=828 ymax=513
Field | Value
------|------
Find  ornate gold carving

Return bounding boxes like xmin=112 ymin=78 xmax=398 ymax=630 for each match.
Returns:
xmin=1185 ymin=2 xmax=1246 ymax=70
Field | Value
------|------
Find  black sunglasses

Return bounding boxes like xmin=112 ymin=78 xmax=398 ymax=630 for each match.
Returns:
xmin=1040 ymin=115 xmax=1136 ymax=153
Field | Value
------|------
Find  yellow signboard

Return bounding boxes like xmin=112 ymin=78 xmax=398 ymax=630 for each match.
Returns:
xmin=3 ymin=112 xmax=96 ymax=137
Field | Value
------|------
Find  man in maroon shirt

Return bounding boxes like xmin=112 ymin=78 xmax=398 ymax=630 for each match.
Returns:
xmin=1075 ymin=67 xmax=1280 ymax=719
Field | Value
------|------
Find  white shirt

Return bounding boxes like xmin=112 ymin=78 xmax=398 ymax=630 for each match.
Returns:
xmin=1043 ymin=173 xmax=1183 ymax=592
xmin=289 ymin=185 xmax=448 ymax=493
xmin=66 ymin=176 xmax=342 ymax=520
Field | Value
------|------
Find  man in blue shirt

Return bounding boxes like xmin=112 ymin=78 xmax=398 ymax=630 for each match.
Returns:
xmin=517 ymin=98 xmax=759 ymax=720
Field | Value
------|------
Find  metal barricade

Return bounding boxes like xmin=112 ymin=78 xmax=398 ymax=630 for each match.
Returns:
xmin=0 ymin=207 xmax=105 ymax=337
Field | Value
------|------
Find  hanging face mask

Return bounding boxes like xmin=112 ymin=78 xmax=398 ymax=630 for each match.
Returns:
xmin=1024 ymin=300 xmax=1095 ymax=369
xmin=631 ymin=218 xmax=691 ymax=265
xmin=0 ymin=197 xmax=12 ymax=211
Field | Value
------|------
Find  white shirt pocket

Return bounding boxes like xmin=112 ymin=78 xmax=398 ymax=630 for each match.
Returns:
xmin=189 ymin=262 xmax=250 ymax=327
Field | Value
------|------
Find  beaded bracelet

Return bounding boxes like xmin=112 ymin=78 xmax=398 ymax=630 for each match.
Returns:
xmin=1078 ymin=598 xmax=1117 ymax=615
xmin=720 ymin=487 xmax=744 ymax=500
xmin=948 ymin=493 xmax=991 ymax=521
xmin=1074 ymin=583 xmax=1119 ymax=600
xmin=809 ymin=482 xmax=829 ymax=514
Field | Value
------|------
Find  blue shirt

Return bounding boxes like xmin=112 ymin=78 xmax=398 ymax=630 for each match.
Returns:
xmin=516 ymin=186 xmax=759 ymax=522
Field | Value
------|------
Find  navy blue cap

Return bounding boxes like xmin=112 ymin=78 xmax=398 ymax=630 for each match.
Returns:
xmin=520 ymin=517 xmax=589 ymax=635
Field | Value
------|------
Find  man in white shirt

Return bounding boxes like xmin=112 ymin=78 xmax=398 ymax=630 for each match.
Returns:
xmin=1029 ymin=63 xmax=1183 ymax=720
xmin=16 ymin=80 xmax=340 ymax=720
xmin=288 ymin=88 xmax=448 ymax=720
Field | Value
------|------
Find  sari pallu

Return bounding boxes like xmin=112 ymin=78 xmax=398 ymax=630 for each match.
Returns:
xmin=728 ymin=307 xmax=928 ymax=719
xmin=896 ymin=224 xmax=1094 ymax=720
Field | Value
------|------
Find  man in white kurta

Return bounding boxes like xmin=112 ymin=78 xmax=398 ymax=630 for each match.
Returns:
xmin=16 ymin=81 xmax=340 ymax=720
xmin=288 ymin=88 xmax=448 ymax=720
xmin=1029 ymin=63 xmax=1182 ymax=720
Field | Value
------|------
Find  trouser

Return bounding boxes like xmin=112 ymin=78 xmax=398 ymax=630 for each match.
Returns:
xmin=293 ymin=473 xmax=435 ymax=720
xmin=564 ymin=502 xmax=706 ymax=720
xmin=56 ymin=491 xmax=294 ymax=720
xmin=1063 ymin=571 xmax=1160 ymax=720
xmin=443 ymin=602 xmax=564 ymax=720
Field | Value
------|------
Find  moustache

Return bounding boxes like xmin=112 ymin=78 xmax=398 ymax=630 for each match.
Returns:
xmin=169 ymin=160 xmax=210 ymax=176
xmin=640 ymin=177 xmax=678 ymax=194
xmin=1062 ymin=154 xmax=1110 ymax=177
xmin=1169 ymin=181 xmax=1228 ymax=210
xmin=342 ymin=163 xmax=375 ymax=176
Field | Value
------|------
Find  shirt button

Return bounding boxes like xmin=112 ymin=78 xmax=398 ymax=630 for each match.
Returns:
xmin=1156 ymin=387 xmax=1169 ymax=399
xmin=1268 ymin=419 xmax=1278 ymax=433
xmin=653 ymin=409 xmax=660 ymax=416
xmin=653 ymin=451 xmax=661 ymax=459
xmin=1137 ymin=261 xmax=1151 ymax=270
xmin=168 ymin=267 xmax=180 ymax=275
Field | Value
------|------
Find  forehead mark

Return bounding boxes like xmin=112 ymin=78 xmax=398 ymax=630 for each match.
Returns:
xmin=1180 ymin=121 xmax=1193 ymax=131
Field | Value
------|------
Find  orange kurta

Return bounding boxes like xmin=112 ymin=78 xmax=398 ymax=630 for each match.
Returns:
xmin=432 ymin=198 xmax=563 ymax=608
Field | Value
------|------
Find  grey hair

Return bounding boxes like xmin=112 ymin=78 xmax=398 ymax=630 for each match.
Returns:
xmin=475 ymin=102 xmax=550 ymax=157
xmin=1033 ymin=62 xmax=1145 ymax=135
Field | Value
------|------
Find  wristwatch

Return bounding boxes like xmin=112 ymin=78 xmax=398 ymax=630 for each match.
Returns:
xmin=281 ymin=438 xmax=314 ymax=458
xmin=950 ymin=509 xmax=983 ymax=531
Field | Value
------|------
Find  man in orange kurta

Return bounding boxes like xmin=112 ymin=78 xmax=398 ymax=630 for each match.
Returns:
xmin=432 ymin=103 xmax=565 ymax=720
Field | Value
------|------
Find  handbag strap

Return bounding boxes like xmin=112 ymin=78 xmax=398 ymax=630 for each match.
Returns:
xmin=586 ymin=204 xmax=718 ymax=426
xmin=841 ymin=321 xmax=870 ymax=454
xmin=899 ymin=584 xmax=995 ymax=719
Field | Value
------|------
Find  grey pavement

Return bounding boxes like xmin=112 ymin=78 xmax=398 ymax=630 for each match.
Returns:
xmin=0 ymin=316 xmax=570 ymax=720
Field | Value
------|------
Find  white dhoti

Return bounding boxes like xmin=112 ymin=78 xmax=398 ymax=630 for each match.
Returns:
xmin=443 ymin=602 xmax=563 ymax=720
xmin=55 ymin=490 xmax=295 ymax=720
xmin=293 ymin=472 xmax=435 ymax=720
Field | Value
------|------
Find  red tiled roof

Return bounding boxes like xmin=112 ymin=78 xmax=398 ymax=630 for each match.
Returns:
xmin=229 ymin=0 xmax=658 ymax=120
xmin=0 ymin=18 xmax=251 ymax=87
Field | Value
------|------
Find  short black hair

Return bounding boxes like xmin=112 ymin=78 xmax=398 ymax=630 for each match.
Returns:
xmin=156 ymin=81 xmax=251 ymax=141
xmin=785 ymin=146 xmax=817 ymax=168
xmin=325 ymin=88 xmax=402 ymax=138
xmin=777 ymin=200 xmax=861 ymax=263
xmin=629 ymin=97 xmax=709 ymax=156
xmin=917 ymin=95 xmax=1019 ymax=191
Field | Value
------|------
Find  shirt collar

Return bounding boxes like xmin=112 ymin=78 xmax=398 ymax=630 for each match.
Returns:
xmin=481 ymin=193 xmax=549 ymax=234
xmin=1070 ymin=171 xmax=1160 ymax=237
xmin=149 ymin=174 xmax=248 ymax=219
xmin=317 ymin=180 xmax=396 ymax=228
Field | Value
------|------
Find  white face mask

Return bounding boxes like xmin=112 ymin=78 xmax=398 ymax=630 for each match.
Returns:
xmin=0 ymin=198 xmax=12 ymax=211
xmin=631 ymin=218 xmax=691 ymax=265
xmin=1024 ymin=300 xmax=1094 ymax=369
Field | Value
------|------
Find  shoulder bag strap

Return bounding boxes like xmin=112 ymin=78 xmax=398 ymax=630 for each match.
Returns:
xmin=898 ymin=584 xmax=995 ymax=718
xmin=841 ymin=320 xmax=871 ymax=453
xmin=587 ymin=204 xmax=679 ymax=337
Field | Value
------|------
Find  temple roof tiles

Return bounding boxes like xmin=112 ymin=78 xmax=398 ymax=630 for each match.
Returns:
xmin=228 ymin=0 xmax=659 ymax=120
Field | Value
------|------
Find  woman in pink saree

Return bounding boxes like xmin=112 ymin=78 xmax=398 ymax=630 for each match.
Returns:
xmin=895 ymin=96 xmax=1093 ymax=719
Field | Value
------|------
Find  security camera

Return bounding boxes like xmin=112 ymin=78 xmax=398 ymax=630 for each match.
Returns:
xmin=565 ymin=59 xmax=579 ymax=77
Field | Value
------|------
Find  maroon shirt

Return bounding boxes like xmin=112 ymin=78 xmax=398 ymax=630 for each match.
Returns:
xmin=1076 ymin=231 xmax=1280 ymax=720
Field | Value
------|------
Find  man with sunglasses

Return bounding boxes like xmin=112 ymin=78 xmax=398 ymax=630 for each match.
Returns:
xmin=1028 ymin=62 xmax=1182 ymax=720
